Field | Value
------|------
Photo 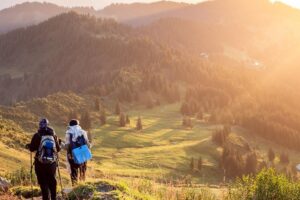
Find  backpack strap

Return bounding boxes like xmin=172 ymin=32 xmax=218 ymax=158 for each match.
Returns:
xmin=69 ymin=133 xmax=73 ymax=149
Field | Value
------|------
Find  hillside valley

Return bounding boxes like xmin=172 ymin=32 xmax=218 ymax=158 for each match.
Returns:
xmin=0 ymin=0 xmax=300 ymax=199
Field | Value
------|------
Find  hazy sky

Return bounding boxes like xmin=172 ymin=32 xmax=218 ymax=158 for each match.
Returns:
xmin=0 ymin=0 xmax=299 ymax=10
xmin=0 ymin=0 xmax=201 ymax=10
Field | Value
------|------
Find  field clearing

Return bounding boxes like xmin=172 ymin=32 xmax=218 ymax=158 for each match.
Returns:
xmin=86 ymin=104 xmax=223 ymax=184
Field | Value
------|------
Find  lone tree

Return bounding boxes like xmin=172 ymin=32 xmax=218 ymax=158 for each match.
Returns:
xmin=245 ymin=152 xmax=258 ymax=175
xmin=268 ymin=148 xmax=275 ymax=163
xmin=81 ymin=111 xmax=93 ymax=143
xmin=115 ymin=102 xmax=121 ymax=115
xmin=198 ymin=157 xmax=203 ymax=171
xmin=126 ymin=115 xmax=130 ymax=125
xmin=182 ymin=116 xmax=193 ymax=128
xmin=119 ymin=113 xmax=126 ymax=127
xmin=136 ymin=116 xmax=143 ymax=131
xmin=94 ymin=97 xmax=100 ymax=111
xmin=196 ymin=110 xmax=203 ymax=120
xmin=100 ymin=108 xmax=106 ymax=125
xmin=81 ymin=111 xmax=92 ymax=131
xmin=190 ymin=157 xmax=195 ymax=171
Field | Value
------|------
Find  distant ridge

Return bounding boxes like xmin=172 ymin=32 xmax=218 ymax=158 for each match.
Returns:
xmin=0 ymin=1 xmax=190 ymax=33
xmin=0 ymin=2 xmax=97 ymax=33
xmin=97 ymin=1 xmax=189 ymax=22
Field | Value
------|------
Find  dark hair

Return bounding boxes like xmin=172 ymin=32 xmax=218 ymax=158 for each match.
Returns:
xmin=69 ymin=119 xmax=79 ymax=126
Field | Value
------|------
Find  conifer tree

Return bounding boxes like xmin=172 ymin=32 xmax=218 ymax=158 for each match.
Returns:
xmin=196 ymin=110 xmax=203 ymax=120
xmin=81 ymin=111 xmax=92 ymax=131
xmin=126 ymin=115 xmax=130 ymax=125
xmin=198 ymin=157 xmax=203 ymax=171
xmin=245 ymin=152 xmax=257 ymax=174
xmin=136 ymin=116 xmax=143 ymax=130
xmin=180 ymin=102 xmax=190 ymax=115
xmin=190 ymin=157 xmax=195 ymax=171
xmin=182 ymin=116 xmax=187 ymax=127
xmin=119 ymin=113 xmax=126 ymax=127
xmin=100 ymin=108 xmax=106 ymax=125
xmin=80 ymin=111 xmax=93 ymax=142
xmin=94 ymin=97 xmax=100 ymax=111
xmin=182 ymin=116 xmax=193 ymax=128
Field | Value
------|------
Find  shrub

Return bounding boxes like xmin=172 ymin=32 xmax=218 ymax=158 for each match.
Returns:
xmin=227 ymin=168 xmax=300 ymax=200
xmin=10 ymin=186 xmax=41 ymax=198
xmin=68 ymin=184 xmax=95 ymax=200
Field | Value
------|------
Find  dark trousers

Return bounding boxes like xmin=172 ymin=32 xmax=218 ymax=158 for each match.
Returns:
xmin=68 ymin=159 xmax=87 ymax=186
xmin=79 ymin=162 xmax=87 ymax=181
xmin=35 ymin=161 xmax=57 ymax=200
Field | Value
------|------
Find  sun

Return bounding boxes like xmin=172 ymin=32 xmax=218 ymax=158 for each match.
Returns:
xmin=272 ymin=0 xmax=300 ymax=9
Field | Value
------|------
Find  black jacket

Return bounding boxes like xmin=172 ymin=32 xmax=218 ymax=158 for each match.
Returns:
xmin=29 ymin=127 xmax=61 ymax=160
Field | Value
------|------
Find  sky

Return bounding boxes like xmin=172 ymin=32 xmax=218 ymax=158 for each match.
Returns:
xmin=0 ymin=0 xmax=299 ymax=10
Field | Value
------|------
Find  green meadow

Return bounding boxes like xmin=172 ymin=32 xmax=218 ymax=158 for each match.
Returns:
xmin=79 ymin=104 xmax=222 ymax=184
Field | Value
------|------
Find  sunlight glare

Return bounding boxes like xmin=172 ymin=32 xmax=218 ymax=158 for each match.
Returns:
xmin=272 ymin=0 xmax=300 ymax=9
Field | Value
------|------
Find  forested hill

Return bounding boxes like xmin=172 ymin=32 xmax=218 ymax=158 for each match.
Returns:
xmin=138 ymin=0 xmax=300 ymax=68
xmin=0 ymin=12 xmax=241 ymax=106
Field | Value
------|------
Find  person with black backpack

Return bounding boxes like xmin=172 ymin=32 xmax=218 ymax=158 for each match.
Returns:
xmin=26 ymin=119 xmax=61 ymax=200
xmin=65 ymin=119 xmax=91 ymax=186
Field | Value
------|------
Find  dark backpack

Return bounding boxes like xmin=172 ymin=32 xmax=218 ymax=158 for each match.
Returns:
xmin=70 ymin=134 xmax=86 ymax=150
xmin=69 ymin=133 xmax=91 ymax=165
xmin=38 ymin=135 xmax=57 ymax=164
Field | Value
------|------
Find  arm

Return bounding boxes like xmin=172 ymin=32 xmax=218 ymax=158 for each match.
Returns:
xmin=28 ymin=133 xmax=40 ymax=152
xmin=65 ymin=132 xmax=70 ymax=145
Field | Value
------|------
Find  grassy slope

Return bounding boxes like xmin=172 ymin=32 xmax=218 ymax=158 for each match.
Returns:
xmin=86 ymin=104 xmax=222 ymax=184
xmin=0 ymin=143 xmax=30 ymax=173
xmin=1 ymin=102 xmax=299 ymax=200
xmin=74 ymin=103 xmax=300 ymax=186
xmin=1 ymin=102 xmax=299 ymax=180
xmin=0 ymin=119 xmax=31 ymax=174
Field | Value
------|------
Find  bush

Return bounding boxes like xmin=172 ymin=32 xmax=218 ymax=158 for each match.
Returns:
xmin=68 ymin=184 xmax=95 ymax=200
xmin=10 ymin=186 xmax=41 ymax=198
xmin=227 ymin=168 xmax=300 ymax=200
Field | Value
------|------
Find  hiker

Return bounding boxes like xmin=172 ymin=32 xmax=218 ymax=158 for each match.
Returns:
xmin=65 ymin=119 xmax=91 ymax=186
xmin=26 ymin=118 xmax=61 ymax=200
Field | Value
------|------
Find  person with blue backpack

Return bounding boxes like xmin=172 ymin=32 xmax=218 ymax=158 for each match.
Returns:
xmin=65 ymin=119 xmax=92 ymax=186
xmin=26 ymin=118 xmax=61 ymax=200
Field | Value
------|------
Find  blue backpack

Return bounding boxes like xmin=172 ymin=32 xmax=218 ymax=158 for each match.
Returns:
xmin=70 ymin=134 xmax=92 ymax=164
xmin=38 ymin=135 xmax=57 ymax=164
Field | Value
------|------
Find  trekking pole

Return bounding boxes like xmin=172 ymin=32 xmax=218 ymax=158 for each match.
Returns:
xmin=30 ymin=152 xmax=34 ymax=200
xmin=57 ymin=154 xmax=65 ymax=199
